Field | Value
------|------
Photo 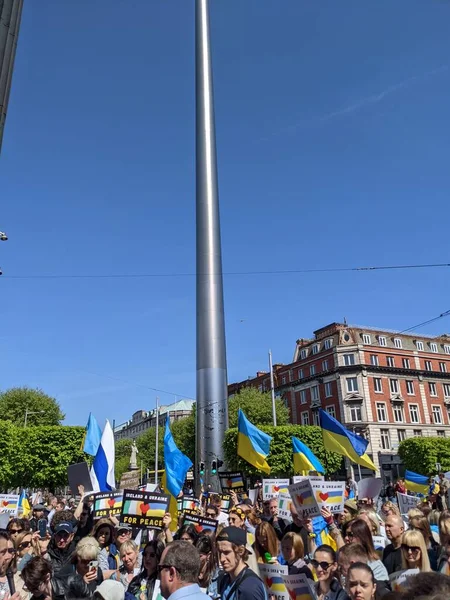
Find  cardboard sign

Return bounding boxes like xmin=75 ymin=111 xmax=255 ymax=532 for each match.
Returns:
xmin=292 ymin=475 xmax=324 ymax=484
xmin=263 ymin=479 xmax=290 ymax=500
xmin=311 ymin=481 xmax=345 ymax=514
xmin=67 ymin=462 xmax=93 ymax=495
xmin=358 ymin=477 xmax=382 ymax=500
xmin=248 ymin=489 xmax=257 ymax=504
xmin=260 ymin=564 xmax=289 ymax=600
xmin=220 ymin=494 xmax=231 ymax=513
xmin=288 ymin=481 xmax=321 ymax=518
xmin=120 ymin=489 xmax=170 ymax=530
xmin=283 ymin=573 xmax=316 ymax=600
xmin=219 ymin=471 xmax=246 ymax=493
xmin=92 ymin=492 xmax=123 ymax=519
xmin=181 ymin=513 xmax=218 ymax=534
xmin=278 ymin=492 xmax=293 ymax=521
xmin=397 ymin=492 xmax=420 ymax=516
xmin=0 ymin=494 xmax=19 ymax=516
xmin=389 ymin=568 xmax=419 ymax=591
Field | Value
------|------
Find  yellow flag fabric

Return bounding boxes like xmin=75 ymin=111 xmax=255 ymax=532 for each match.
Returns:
xmin=161 ymin=471 xmax=179 ymax=532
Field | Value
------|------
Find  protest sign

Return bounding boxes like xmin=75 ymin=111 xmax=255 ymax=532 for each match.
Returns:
xmin=0 ymin=513 xmax=9 ymax=528
xmin=120 ymin=489 xmax=170 ymax=530
xmin=220 ymin=494 xmax=231 ymax=512
xmin=278 ymin=492 xmax=293 ymax=521
xmin=182 ymin=513 xmax=218 ymax=534
xmin=397 ymin=492 xmax=420 ymax=516
xmin=283 ymin=573 xmax=316 ymax=600
xmin=288 ymin=481 xmax=321 ymax=518
xmin=248 ymin=489 xmax=257 ymax=504
xmin=0 ymin=494 xmax=19 ymax=516
xmin=91 ymin=492 xmax=123 ymax=519
xmin=292 ymin=475 xmax=324 ymax=484
xmin=389 ymin=568 xmax=419 ymax=591
xmin=358 ymin=477 xmax=382 ymax=500
xmin=219 ymin=471 xmax=246 ymax=494
xmin=177 ymin=497 xmax=200 ymax=513
xmin=67 ymin=462 xmax=93 ymax=494
xmin=263 ymin=479 xmax=290 ymax=500
xmin=259 ymin=564 xmax=289 ymax=600
xmin=372 ymin=535 xmax=386 ymax=550
xmin=311 ymin=481 xmax=345 ymax=514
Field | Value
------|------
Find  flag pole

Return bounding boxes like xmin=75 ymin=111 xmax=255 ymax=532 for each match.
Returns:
xmin=269 ymin=350 xmax=277 ymax=426
xmin=155 ymin=397 xmax=159 ymax=485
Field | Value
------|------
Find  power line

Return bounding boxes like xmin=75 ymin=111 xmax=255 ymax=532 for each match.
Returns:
xmin=401 ymin=309 xmax=450 ymax=333
xmin=1 ymin=262 xmax=449 ymax=280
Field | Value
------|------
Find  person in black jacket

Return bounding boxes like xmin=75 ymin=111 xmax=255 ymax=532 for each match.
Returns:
xmin=47 ymin=521 xmax=77 ymax=578
xmin=281 ymin=532 xmax=313 ymax=579
xmin=128 ymin=539 xmax=164 ymax=599
xmin=55 ymin=536 xmax=103 ymax=600
xmin=337 ymin=543 xmax=391 ymax=599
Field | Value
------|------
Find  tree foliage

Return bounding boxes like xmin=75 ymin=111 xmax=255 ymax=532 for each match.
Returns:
xmin=115 ymin=439 xmax=133 ymax=483
xmin=0 ymin=387 xmax=65 ymax=426
xmin=223 ymin=425 xmax=343 ymax=477
xmin=228 ymin=388 xmax=290 ymax=428
xmin=398 ymin=437 xmax=450 ymax=475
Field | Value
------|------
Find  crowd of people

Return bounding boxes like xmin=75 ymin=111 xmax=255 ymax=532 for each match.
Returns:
xmin=1 ymin=478 xmax=450 ymax=600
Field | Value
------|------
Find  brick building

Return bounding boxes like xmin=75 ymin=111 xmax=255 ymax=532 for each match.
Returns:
xmin=228 ymin=322 xmax=450 ymax=477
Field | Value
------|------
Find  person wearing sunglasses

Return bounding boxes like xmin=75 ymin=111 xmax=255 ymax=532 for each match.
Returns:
xmin=0 ymin=529 xmax=27 ymax=600
xmin=343 ymin=520 xmax=388 ymax=583
xmin=312 ymin=545 xmax=348 ymax=600
xmin=400 ymin=530 xmax=431 ymax=573
xmin=158 ymin=541 xmax=206 ymax=600
xmin=14 ymin=530 xmax=41 ymax=572
xmin=408 ymin=514 xmax=440 ymax=571
xmin=6 ymin=519 xmax=29 ymax=542
xmin=128 ymin=540 xmax=165 ymax=600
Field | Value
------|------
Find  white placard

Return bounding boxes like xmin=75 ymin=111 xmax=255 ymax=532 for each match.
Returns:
xmin=292 ymin=475 xmax=324 ymax=484
xmin=248 ymin=489 xmax=257 ymax=504
xmin=397 ymin=492 xmax=420 ymax=516
xmin=288 ymin=481 xmax=321 ymax=518
xmin=0 ymin=494 xmax=19 ymax=516
xmin=278 ymin=491 xmax=293 ymax=521
xmin=372 ymin=535 xmax=386 ymax=549
xmin=358 ymin=477 xmax=382 ymax=500
xmin=311 ymin=480 xmax=345 ymax=514
xmin=263 ymin=479 xmax=290 ymax=500
xmin=283 ymin=573 xmax=316 ymax=600
xmin=260 ymin=563 xmax=289 ymax=600
xmin=389 ymin=568 xmax=419 ymax=591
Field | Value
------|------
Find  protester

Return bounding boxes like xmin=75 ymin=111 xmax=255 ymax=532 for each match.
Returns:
xmin=281 ymin=532 xmax=313 ymax=579
xmin=346 ymin=562 xmax=377 ymax=600
xmin=6 ymin=519 xmax=29 ymax=541
xmin=384 ymin=482 xmax=395 ymax=503
xmin=216 ymin=527 xmax=268 ymax=600
xmin=204 ymin=505 xmax=219 ymax=520
xmin=128 ymin=539 xmax=165 ymax=600
xmin=341 ymin=500 xmax=358 ymax=524
xmin=56 ymin=536 xmax=103 ymax=600
xmin=209 ymin=495 xmax=229 ymax=526
xmin=47 ymin=520 xmax=77 ymax=578
xmin=111 ymin=540 xmax=140 ymax=589
xmin=398 ymin=572 xmax=450 ymax=600
xmin=379 ymin=502 xmax=400 ymax=522
xmin=282 ymin=503 xmax=313 ymax=554
xmin=195 ymin=534 xmax=220 ymax=596
xmin=438 ymin=539 xmax=450 ymax=574
xmin=312 ymin=544 xmax=349 ymax=600
xmin=253 ymin=521 xmax=279 ymax=563
xmin=29 ymin=504 xmax=49 ymax=534
xmin=409 ymin=514 xmax=440 ymax=570
xmin=92 ymin=518 xmax=119 ymax=572
xmin=337 ymin=544 xmax=391 ymax=599
xmin=438 ymin=473 xmax=450 ymax=511
xmin=343 ymin=519 xmax=389 ymax=581
xmin=228 ymin=508 xmax=247 ymax=530
xmin=394 ymin=479 xmax=406 ymax=495
xmin=157 ymin=541 xmax=204 ymax=600
xmin=0 ymin=529 xmax=27 ymax=600
xmin=357 ymin=509 xmax=381 ymax=537
xmin=21 ymin=556 xmax=55 ymax=600
xmin=176 ymin=524 xmax=199 ymax=545
xmin=400 ymin=529 xmax=431 ymax=572
xmin=439 ymin=510 xmax=450 ymax=545
xmin=382 ymin=514 xmax=404 ymax=575
xmin=14 ymin=530 xmax=41 ymax=571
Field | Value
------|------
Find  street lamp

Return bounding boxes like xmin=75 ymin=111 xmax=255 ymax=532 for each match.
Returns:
xmin=24 ymin=409 xmax=45 ymax=427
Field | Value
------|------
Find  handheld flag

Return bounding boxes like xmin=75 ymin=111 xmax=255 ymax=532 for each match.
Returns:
xmin=319 ymin=409 xmax=376 ymax=471
xmin=164 ymin=417 xmax=193 ymax=498
xmin=82 ymin=413 xmax=102 ymax=456
xmin=90 ymin=420 xmax=116 ymax=492
xmin=405 ymin=470 xmax=428 ymax=494
xmin=292 ymin=437 xmax=324 ymax=474
xmin=237 ymin=409 xmax=272 ymax=474
xmin=18 ymin=490 xmax=31 ymax=517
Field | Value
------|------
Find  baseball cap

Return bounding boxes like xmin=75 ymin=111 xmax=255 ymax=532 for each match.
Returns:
xmin=94 ymin=581 xmax=125 ymax=600
xmin=344 ymin=499 xmax=358 ymax=513
xmin=33 ymin=504 xmax=48 ymax=512
xmin=116 ymin=524 xmax=132 ymax=533
xmin=55 ymin=521 xmax=74 ymax=534
xmin=217 ymin=526 xmax=250 ymax=551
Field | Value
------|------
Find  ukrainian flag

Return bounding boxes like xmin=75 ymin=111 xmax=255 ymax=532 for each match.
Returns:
xmin=405 ymin=470 xmax=428 ymax=494
xmin=319 ymin=409 xmax=376 ymax=471
xmin=18 ymin=490 xmax=30 ymax=517
xmin=292 ymin=437 xmax=324 ymax=474
xmin=237 ymin=409 xmax=272 ymax=474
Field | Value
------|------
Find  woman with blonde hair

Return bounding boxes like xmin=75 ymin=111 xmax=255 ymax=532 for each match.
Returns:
xmin=57 ymin=535 xmax=103 ymax=596
xmin=409 ymin=514 xmax=440 ymax=570
xmin=380 ymin=501 xmax=401 ymax=520
xmin=281 ymin=532 xmax=313 ymax=579
xmin=439 ymin=509 xmax=450 ymax=545
xmin=254 ymin=521 xmax=279 ymax=563
xmin=111 ymin=540 xmax=140 ymax=589
xmin=401 ymin=529 xmax=431 ymax=572
xmin=357 ymin=509 xmax=381 ymax=536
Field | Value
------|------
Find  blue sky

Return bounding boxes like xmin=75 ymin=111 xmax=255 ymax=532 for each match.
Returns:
xmin=2 ymin=1 xmax=450 ymax=426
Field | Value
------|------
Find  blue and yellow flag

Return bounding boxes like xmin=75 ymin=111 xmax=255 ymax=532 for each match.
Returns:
xmin=237 ymin=409 xmax=272 ymax=474
xmin=405 ymin=470 xmax=428 ymax=494
xmin=292 ymin=437 xmax=324 ymax=474
xmin=18 ymin=490 xmax=31 ymax=517
xmin=319 ymin=409 xmax=376 ymax=471
xmin=164 ymin=417 xmax=193 ymax=498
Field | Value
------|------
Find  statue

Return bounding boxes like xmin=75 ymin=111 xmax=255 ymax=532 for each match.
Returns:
xmin=129 ymin=440 xmax=139 ymax=470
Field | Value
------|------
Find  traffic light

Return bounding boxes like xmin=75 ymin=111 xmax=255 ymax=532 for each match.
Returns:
xmin=217 ymin=459 xmax=224 ymax=469
xmin=211 ymin=460 xmax=217 ymax=474
xmin=199 ymin=461 xmax=205 ymax=476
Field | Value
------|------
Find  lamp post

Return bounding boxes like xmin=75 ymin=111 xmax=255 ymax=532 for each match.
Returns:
xmin=24 ymin=409 xmax=45 ymax=427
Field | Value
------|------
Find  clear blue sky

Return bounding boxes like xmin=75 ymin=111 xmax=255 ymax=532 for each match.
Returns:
xmin=2 ymin=1 xmax=450 ymax=426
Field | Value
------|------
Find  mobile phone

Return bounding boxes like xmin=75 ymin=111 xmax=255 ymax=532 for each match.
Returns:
xmin=38 ymin=519 xmax=47 ymax=539
xmin=88 ymin=560 xmax=98 ymax=571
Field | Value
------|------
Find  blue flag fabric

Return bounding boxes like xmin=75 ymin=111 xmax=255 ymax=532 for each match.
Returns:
xmin=83 ymin=413 xmax=102 ymax=456
xmin=164 ymin=417 xmax=193 ymax=498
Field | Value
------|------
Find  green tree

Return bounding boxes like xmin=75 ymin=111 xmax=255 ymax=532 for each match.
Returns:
xmin=171 ymin=413 xmax=195 ymax=463
xmin=115 ymin=439 xmax=133 ymax=483
xmin=399 ymin=437 xmax=450 ymax=475
xmin=228 ymin=388 xmax=290 ymax=428
xmin=137 ymin=426 xmax=164 ymax=473
xmin=0 ymin=387 xmax=65 ymax=426
xmin=223 ymin=424 xmax=343 ymax=477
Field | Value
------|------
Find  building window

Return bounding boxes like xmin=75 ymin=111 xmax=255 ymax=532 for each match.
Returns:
xmin=313 ymin=411 xmax=320 ymax=426
xmin=387 ymin=356 xmax=395 ymax=367
xmin=440 ymin=362 xmax=447 ymax=373
xmin=409 ymin=404 xmax=420 ymax=423
xmin=362 ymin=334 xmax=371 ymax=344
xmin=376 ymin=403 xmax=387 ymax=422
xmin=390 ymin=379 xmax=399 ymax=394
xmin=371 ymin=355 xmax=379 ymax=366
xmin=432 ymin=405 xmax=443 ymax=424
xmin=326 ymin=405 xmax=336 ymax=418
xmin=437 ymin=430 xmax=446 ymax=437
xmin=344 ymin=353 xmax=355 ymax=366
xmin=325 ymin=382 xmax=332 ymax=397
xmin=430 ymin=342 xmax=438 ymax=353
xmin=322 ymin=360 xmax=329 ymax=371
xmin=374 ymin=378 xmax=383 ymax=393
xmin=380 ymin=429 xmax=391 ymax=450
xmin=444 ymin=384 xmax=450 ymax=398
xmin=402 ymin=358 xmax=410 ymax=369
xmin=413 ymin=430 xmax=422 ymax=437
xmin=416 ymin=341 xmax=424 ymax=351
xmin=346 ymin=377 xmax=359 ymax=393
xmin=444 ymin=345 xmax=450 ymax=355
xmin=394 ymin=338 xmax=402 ymax=349
xmin=324 ymin=338 xmax=333 ymax=350
xmin=425 ymin=360 xmax=432 ymax=371
xmin=393 ymin=404 xmax=404 ymax=422
xmin=300 ymin=390 xmax=307 ymax=404
xmin=398 ymin=429 xmax=407 ymax=442
xmin=300 ymin=349 xmax=307 ymax=359
xmin=311 ymin=385 xmax=320 ymax=402
xmin=301 ymin=411 xmax=310 ymax=426
xmin=429 ymin=382 xmax=437 ymax=397
xmin=312 ymin=344 xmax=320 ymax=355
xmin=298 ymin=369 xmax=304 ymax=379
xmin=406 ymin=380 xmax=415 ymax=395
xmin=310 ymin=364 xmax=316 ymax=376
xmin=282 ymin=376 xmax=286 ymax=385
xmin=378 ymin=336 xmax=387 ymax=347
xmin=349 ymin=405 xmax=362 ymax=422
